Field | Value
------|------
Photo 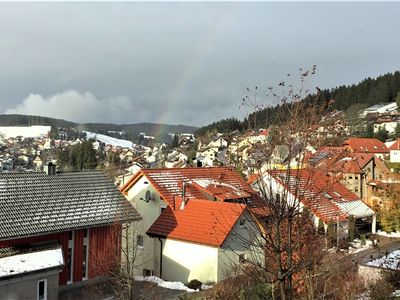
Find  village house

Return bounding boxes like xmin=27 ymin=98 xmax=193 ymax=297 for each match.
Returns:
xmin=359 ymin=102 xmax=398 ymax=118
xmin=178 ymin=133 xmax=195 ymax=148
xmin=206 ymin=136 xmax=228 ymax=149
xmin=373 ymin=114 xmax=400 ymax=135
xmin=165 ymin=150 xmax=188 ymax=168
xmin=309 ymin=146 xmax=391 ymax=200
xmin=119 ymin=149 xmax=135 ymax=164
xmin=255 ymin=168 xmax=376 ymax=239
xmin=343 ymin=137 xmax=389 ymax=159
xmin=146 ymin=199 xmax=261 ymax=283
xmin=196 ymin=147 xmax=219 ymax=167
xmin=0 ymin=164 xmax=140 ymax=299
xmin=387 ymin=138 xmax=400 ymax=163
xmin=120 ymin=167 xmax=267 ymax=283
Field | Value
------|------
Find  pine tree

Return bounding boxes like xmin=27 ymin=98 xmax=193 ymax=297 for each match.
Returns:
xmin=375 ymin=126 xmax=389 ymax=142
xmin=395 ymin=123 xmax=400 ymax=139
xmin=396 ymin=91 xmax=400 ymax=112
xmin=172 ymin=134 xmax=179 ymax=148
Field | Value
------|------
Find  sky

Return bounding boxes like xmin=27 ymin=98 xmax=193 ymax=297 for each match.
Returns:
xmin=0 ymin=2 xmax=399 ymax=127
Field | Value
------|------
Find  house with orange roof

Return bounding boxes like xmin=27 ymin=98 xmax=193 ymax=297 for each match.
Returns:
xmin=120 ymin=167 xmax=267 ymax=283
xmin=146 ymin=199 xmax=261 ymax=283
xmin=343 ymin=138 xmax=389 ymax=159
xmin=309 ymin=147 xmax=391 ymax=200
xmin=256 ymin=169 xmax=376 ymax=239
xmin=387 ymin=138 xmax=400 ymax=163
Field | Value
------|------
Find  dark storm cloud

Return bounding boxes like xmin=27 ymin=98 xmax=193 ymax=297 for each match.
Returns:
xmin=0 ymin=2 xmax=399 ymax=126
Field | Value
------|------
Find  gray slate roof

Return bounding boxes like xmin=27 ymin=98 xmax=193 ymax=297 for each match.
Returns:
xmin=0 ymin=171 xmax=141 ymax=240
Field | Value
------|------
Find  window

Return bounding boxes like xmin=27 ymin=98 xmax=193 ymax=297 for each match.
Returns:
xmin=239 ymin=253 xmax=246 ymax=264
xmin=137 ymin=235 xmax=144 ymax=249
xmin=82 ymin=229 xmax=89 ymax=280
xmin=37 ymin=279 xmax=47 ymax=300
xmin=239 ymin=219 xmax=246 ymax=228
xmin=355 ymin=176 xmax=359 ymax=180
xmin=143 ymin=269 xmax=153 ymax=276
xmin=160 ymin=207 xmax=166 ymax=214
xmin=67 ymin=231 xmax=74 ymax=284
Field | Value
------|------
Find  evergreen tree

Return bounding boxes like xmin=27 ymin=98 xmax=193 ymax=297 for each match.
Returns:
xmin=363 ymin=123 xmax=374 ymax=138
xmin=395 ymin=123 xmax=400 ymax=139
xmin=172 ymin=134 xmax=179 ymax=148
xmin=396 ymin=91 xmax=400 ymax=112
xmin=375 ymin=126 xmax=389 ymax=142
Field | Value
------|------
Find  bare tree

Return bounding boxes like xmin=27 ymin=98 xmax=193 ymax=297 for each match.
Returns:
xmin=223 ymin=66 xmax=363 ymax=299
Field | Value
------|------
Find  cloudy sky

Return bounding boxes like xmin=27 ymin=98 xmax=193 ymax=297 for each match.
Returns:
xmin=0 ymin=2 xmax=399 ymax=126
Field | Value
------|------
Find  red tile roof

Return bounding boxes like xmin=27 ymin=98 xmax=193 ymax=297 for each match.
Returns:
xmin=343 ymin=138 xmax=389 ymax=154
xmin=267 ymin=169 xmax=371 ymax=222
xmin=121 ymin=167 xmax=254 ymax=207
xmin=351 ymin=153 xmax=375 ymax=168
xmin=146 ymin=199 xmax=246 ymax=247
xmin=247 ymin=174 xmax=260 ymax=185
xmin=389 ymin=139 xmax=400 ymax=151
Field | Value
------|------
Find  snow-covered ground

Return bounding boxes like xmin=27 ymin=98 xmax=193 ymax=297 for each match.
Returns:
xmin=134 ymin=276 xmax=197 ymax=292
xmin=134 ymin=276 xmax=213 ymax=292
xmin=366 ymin=250 xmax=400 ymax=270
xmin=348 ymin=239 xmax=374 ymax=254
xmin=0 ymin=125 xmax=51 ymax=138
xmin=375 ymin=230 xmax=400 ymax=238
xmin=84 ymin=131 xmax=134 ymax=148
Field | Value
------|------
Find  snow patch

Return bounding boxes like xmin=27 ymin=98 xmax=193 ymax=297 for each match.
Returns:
xmin=348 ymin=239 xmax=373 ymax=254
xmin=134 ymin=276 xmax=198 ymax=292
xmin=375 ymin=230 xmax=400 ymax=238
xmin=85 ymin=131 xmax=134 ymax=148
xmin=0 ymin=126 xmax=51 ymax=138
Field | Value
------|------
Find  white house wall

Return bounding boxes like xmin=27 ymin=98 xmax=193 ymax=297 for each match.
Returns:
xmin=126 ymin=175 xmax=167 ymax=276
xmin=390 ymin=150 xmax=400 ymax=163
xmin=160 ymin=238 xmax=219 ymax=283
xmin=218 ymin=212 xmax=264 ymax=281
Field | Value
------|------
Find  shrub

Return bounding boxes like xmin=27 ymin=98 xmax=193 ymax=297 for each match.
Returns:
xmin=381 ymin=269 xmax=400 ymax=289
xmin=187 ymin=279 xmax=202 ymax=291
xmin=369 ymin=278 xmax=395 ymax=300
xmin=360 ymin=234 xmax=366 ymax=246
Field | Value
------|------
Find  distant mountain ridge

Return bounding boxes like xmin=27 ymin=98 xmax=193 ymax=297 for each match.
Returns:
xmin=0 ymin=114 xmax=197 ymax=143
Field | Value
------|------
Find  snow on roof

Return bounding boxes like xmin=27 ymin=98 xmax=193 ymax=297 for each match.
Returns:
xmin=84 ymin=131 xmax=134 ymax=148
xmin=0 ymin=126 xmax=51 ymax=138
xmin=0 ymin=248 xmax=64 ymax=279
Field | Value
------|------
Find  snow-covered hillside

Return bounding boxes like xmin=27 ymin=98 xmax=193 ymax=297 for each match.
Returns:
xmin=0 ymin=126 xmax=51 ymax=138
xmin=84 ymin=131 xmax=134 ymax=148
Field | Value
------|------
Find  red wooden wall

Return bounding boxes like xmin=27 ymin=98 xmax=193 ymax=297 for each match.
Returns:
xmin=89 ymin=225 xmax=122 ymax=278
xmin=0 ymin=225 xmax=121 ymax=286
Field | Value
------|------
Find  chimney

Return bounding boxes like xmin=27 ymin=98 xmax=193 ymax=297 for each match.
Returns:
xmin=44 ymin=162 xmax=57 ymax=176
xmin=180 ymin=181 xmax=187 ymax=210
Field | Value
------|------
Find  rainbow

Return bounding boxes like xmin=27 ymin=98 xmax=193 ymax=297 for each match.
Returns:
xmin=152 ymin=7 xmax=236 ymax=138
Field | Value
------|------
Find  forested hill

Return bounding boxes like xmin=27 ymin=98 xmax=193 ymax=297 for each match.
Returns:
xmin=0 ymin=114 xmax=197 ymax=143
xmin=196 ymin=70 xmax=400 ymax=135
xmin=0 ymin=114 xmax=74 ymax=127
